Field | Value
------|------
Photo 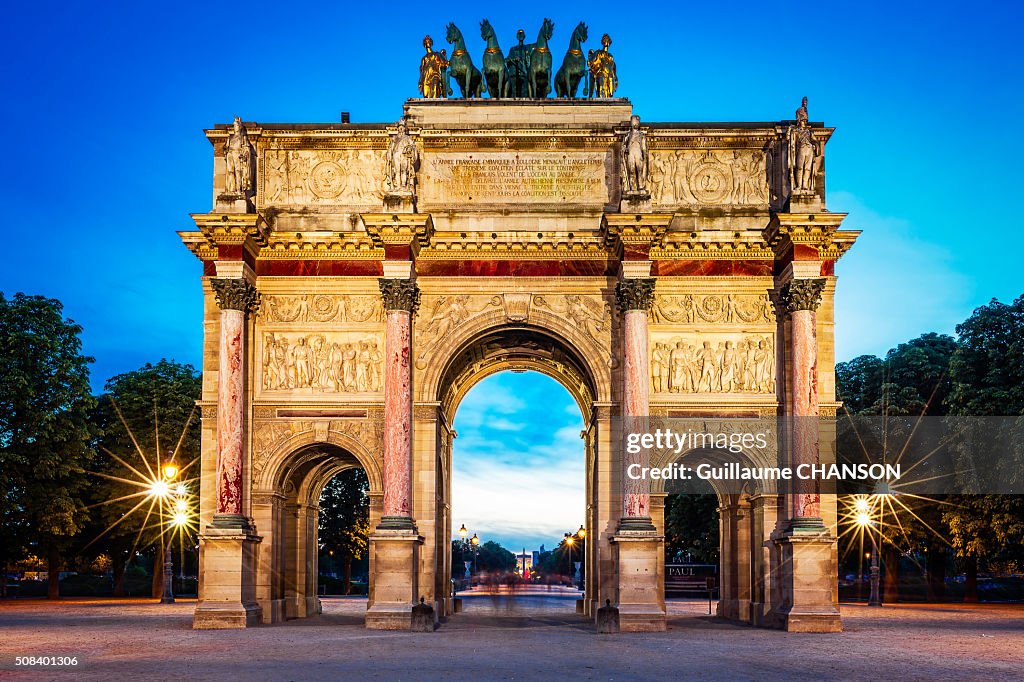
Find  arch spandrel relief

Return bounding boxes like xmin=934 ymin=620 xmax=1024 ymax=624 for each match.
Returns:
xmin=250 ymin=417 xmax=383 ymax=491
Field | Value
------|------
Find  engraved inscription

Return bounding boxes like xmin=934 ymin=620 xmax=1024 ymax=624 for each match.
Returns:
xmin=421 ymin=153 xmax=608 ymax=204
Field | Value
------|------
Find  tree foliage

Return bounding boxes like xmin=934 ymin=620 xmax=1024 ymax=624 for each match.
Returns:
xmin=318 ymin=468 xmax=369 ymax=593
xmin=0 ymin=293 xmax=95 ymax=596
xmin=86 ymin=360 xmax=202 ymax=595
xmin=664 ymin=493 xmax=719 ymax=564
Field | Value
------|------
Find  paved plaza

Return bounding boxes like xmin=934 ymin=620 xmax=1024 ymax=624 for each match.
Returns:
xmin=2 ymin=594 xmax=1022 ymax=680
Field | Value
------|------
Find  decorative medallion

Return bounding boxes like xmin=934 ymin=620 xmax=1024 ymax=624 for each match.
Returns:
xmin=689 ymin=160 xmax=731 ymax=204
xmin=308 ymin=161 xmax=345 ymax=199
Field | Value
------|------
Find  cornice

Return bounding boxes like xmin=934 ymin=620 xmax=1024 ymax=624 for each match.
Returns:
xmin=653 ymin=232 xmax=773 ymax=260
xmin=192 ymin=213 xmax=268 ymax=246
xmin=261 ymin=232 xmax=383 ymax=260
xmin=362 ymin=214 xmax=434 ymax=249
xmin=179 ymin=230 xmax=217 ymax=260
xmin=420 ymin=231 xmax=611 ymax=260
xmin=763 ymin=215 xmax=856 ymax=260
xmin=602 ymin=214 xmax=673 ymax=249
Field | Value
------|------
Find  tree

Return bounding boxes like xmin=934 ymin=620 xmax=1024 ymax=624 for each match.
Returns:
xmin=0 ymin=293 xmax=95 ymax=598
xmin=943 ymin=295 xmax=1024 ymax=599
xmin=836 ymin=333 xmax=958 ymax=600
xmin=318 ymin=468 xmax=369 ymax=595
xmin=86 ymin=360 xmax=202 ymax=597
xmin=664 ymin=493 xmax=719 ymax=564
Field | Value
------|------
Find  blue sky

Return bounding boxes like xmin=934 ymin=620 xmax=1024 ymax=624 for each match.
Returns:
xmin=2 ymin=1 xmax=1021 ymax=549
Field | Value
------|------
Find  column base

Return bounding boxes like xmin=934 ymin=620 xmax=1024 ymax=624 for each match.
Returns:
xmin=193 ymin=526 xmax=262 ymax=630
xmin=366 ymin=527 xmax=423 ymax=630
xmin=613 ymin=529 xmax=666 ymax=632
xmin=767 ymin=529 xmax=842 ymax=633
xmin=618 ymin=516 xmax=656 ymax=532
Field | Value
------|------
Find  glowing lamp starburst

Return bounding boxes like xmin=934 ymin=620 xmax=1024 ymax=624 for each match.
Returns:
xmin=149 ymin=480 xmax=170 ymax=498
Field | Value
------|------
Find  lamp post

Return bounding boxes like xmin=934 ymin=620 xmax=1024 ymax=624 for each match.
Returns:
xmin=471 ymin=533 xmax=480 ymax=578
xmin=854 ymin=497 xmax=881 ymax=607
xmin=158 ymin=462 xmax=179 ymax=604
xmin=564 ymin=526 xmax=586 ymax=589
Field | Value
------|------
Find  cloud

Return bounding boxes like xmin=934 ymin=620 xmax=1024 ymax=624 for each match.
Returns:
xmin=452 ymin=372 xmax=585 ymax=551
xmin=829 ymin=191 xmax=972 ymax=361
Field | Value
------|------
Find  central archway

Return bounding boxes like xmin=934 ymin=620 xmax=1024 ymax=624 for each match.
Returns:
xmin=428 ymin=323 xmax=608 ymax=619
xmin=449 ymin=369 xmax=587 ymax=616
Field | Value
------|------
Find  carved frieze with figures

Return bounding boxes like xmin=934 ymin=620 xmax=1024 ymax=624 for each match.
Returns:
xmin=650 ymin=332 xmax=776 ymax=395
xmin=260 ymin=332 xmax=384 ymax=394
xmin=261 ymin=149 xmax=386 ymax=206
xmin=648 ymin=150 xmax=768 ymax=207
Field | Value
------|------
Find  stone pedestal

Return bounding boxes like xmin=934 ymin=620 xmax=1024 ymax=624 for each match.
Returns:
xmin=613 ymin=531 xmax=666 ymax=632
xmin=384 ymin=190 xmax=416 ymax=213
xmin=769 ymin=530 xmax=842 ymax=632
xmin=365 ymin=529 xmax=423 ymax=629
xmin=193 ymin=527 xmax=262 ymax=629
xmin=215 ymin=193 xmax=251 ymax=213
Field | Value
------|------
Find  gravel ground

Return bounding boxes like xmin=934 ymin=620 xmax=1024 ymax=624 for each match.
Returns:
xmin=1 ymin=595 xmax=1022 ymax=680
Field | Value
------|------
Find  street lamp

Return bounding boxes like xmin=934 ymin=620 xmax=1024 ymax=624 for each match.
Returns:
xmin=854 ymin=500 xmax=882 ymax=607
xmin=153 ymin=460 xmax=191 ymax=605
xmin=470 ymin=533 xmax=480 ymax=577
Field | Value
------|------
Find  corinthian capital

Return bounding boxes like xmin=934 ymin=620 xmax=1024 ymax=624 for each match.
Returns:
xmin=780 ymin=278 xmax=826 ymax=313
xmin=210 ymin=278 xmax=260 ymax=313
xmin=379 ymin=278 xmax=420 ymax=314
xmin=615 ymin=278 xmax=656 ymax=313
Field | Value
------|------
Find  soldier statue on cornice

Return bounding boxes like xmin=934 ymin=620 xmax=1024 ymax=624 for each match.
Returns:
xmin=789 ymin=96 xmax=820 ymax=193
xmin=621 ymin=114 xmax=649 ymax=198
xmin=223 ymin=117 xmax=255 ymax=198
xmin=385 ymin=117 xmax=419 ymax=200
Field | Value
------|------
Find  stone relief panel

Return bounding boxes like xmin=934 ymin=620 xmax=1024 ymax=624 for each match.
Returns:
xmin=261 ymin=149 xmax=386 ymax=206
xmin=650 ymin=293 xmax=774 ymax=325
xmin=259 ymin=332 xmax=384 ymax=394
xmin=532 ymin=294 xmax=613 ymax=348
xmin=415 ymin=295 xmax=503 ymax=369
xmin=418 ymin=152 xmax=611 ymax=206
xmin=259 ymin=294 xmax=384 ymax=324
xmin=650 ymin=332 xmax=776 ymax=395
xmin=648 ymin=150 xmax=768 ymax=207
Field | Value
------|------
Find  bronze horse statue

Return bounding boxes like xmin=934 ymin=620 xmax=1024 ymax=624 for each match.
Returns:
xmin=446 ymin=23 xmax=483 ymax=98
xmin=554 ymin=21 xmax=588 ymax=98
xmin=528 ymin=18 xmax=555 ymax=98
xmin=479 ymin=19 xmax=508 ymax=99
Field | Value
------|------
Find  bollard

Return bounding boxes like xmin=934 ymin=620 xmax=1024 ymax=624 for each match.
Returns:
xmin=411 ymin=597 xmax=435 ymax=632
xmin=596 ymin=599 xmax=619 ymax=633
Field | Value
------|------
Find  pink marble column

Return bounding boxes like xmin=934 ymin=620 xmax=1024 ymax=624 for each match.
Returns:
xmin=378 ymin=278 xmax=419 ymax=529
xmin=781 ymin=278 xmax=826 ymax=527
xmin=210 ymin=278 xmax=260 ymax=525
xmin=617 ymin=278 xmax=656 ymax=531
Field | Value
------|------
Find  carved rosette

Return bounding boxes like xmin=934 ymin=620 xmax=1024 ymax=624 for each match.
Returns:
xmin=211 ymin=278 xmax=261 ymax=313
xmin=615 ymin=278 xmax=656 ymax=313
xmin=378 ymin=278 xmax=421 ymax=314
xmin=780 ymin=278 xmax=826 ymax=313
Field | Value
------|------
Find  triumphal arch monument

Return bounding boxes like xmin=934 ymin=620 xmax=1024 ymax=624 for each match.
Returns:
xmin=180 ymin=24 xmax=857 ymax=633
